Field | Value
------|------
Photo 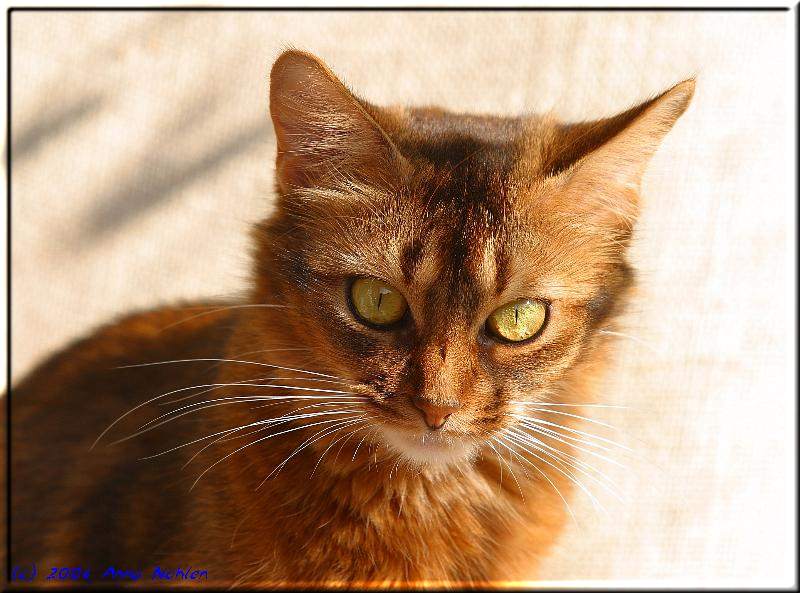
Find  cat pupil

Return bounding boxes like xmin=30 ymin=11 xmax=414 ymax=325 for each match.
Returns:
xmin=378 ymin=287 xmax=391 ymax=310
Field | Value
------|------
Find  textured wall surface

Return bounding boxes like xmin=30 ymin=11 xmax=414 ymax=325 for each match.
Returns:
xmin=10 ymin=11 xmax=795 ymax=586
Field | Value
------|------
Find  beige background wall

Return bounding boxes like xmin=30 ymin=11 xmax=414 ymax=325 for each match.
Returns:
xmin=10 ymin=10 xmax=795 ymax=586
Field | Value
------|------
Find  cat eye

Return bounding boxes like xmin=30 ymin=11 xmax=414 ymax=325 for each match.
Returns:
xmin=486 ymin=298 xmax=547 ymax=343
xmin=350 ymin=277 xmax=408 ymax=327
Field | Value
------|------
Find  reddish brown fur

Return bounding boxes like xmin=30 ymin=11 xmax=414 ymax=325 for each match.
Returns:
xmin=9 ymin=51 xmax=693 ymax=587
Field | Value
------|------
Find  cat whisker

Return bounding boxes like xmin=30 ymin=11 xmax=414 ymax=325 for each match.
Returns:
xmin=331 ymin=423 xmax=370 ymax=467
xmin=499 ymin=429 xmax=608 ymax=517
xmin=190 ymin=413 xmax=367 ymax=491
xmin=506 ymin=427 xmax=626 ymax=503
xmin=94 ymin=358 xmax=341 ymax=451
xmin=180 ymin=406 xmax=368 ymax=468
xmin=262 ymin=416 xmax=370 ymax=485
xmin=510 ymin=425 xmax=621 ymax=484
xmin=157 ymin=304 xmax=290 ymax=333
xmin=141 ymin=408 xmax=362 ymax=462
xmin=351 ymin=429 xmax=375 ymax=462
xmin=92 ymin=361 xmax=346 ymax=449
xmin=157 ymin=381 xmax=363 ymax=414
xmin=520 ymin=407 xmax=618 ymax=430
xmin=510 ymin=401 xmax=630 ymax=409
xmin=512 ymin=414 xmax=632 ymax=452
xmin=310 ymin=418 xmax=372 ymax=478
xmin=181 ymin=408 xmax=354 ymax=468
xmin=513 ymin=419 xmax=629 ymax=467
xmin=484 ymin=438 xmax=524 ymax=501
xmin=491 ymin=435 xmax=580 ymax=527
xmin=597 ymin=329 xmax=661 ymax=354
xmin=114 ymin=358 xmax=341 ymax=379
xmin=125 ymin=393 xmax=367 ymax=440
xmin=159 ymin=376 xmax=354 ymax=407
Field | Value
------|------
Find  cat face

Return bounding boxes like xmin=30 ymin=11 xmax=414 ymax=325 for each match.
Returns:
xmin=256 ymin=51 xmax=693 ymax=468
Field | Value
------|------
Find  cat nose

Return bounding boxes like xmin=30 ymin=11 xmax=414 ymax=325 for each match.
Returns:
xmin=412 ymin=397 xmax=460 ymax=430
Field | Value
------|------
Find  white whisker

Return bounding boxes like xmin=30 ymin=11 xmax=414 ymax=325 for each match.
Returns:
xmin=310 ymin=418 xmax=371 ymax=478
xmin=114 ymin=358 xmax=340 ymax=379
xmin=507 ymin=427 xmax=625 ymax=503
xmin=511 ymin=401 xmax=629 ymax=409
xmin=501 ymin=429 xmax=608 ymax=516
xmin=92 ymin=359 xmax=343 ymax=450
xmin=513 ymin=414 xmax=632 ymax=452
xmin=262 ymin=416 xmax=369 ymax=485
xmin=159 ymin=376 xmax=352 ymax=407
xmin=139 ymin=409 xmax=363 ymax=460
xmin=523 ymin=407 xmax=617 ymax=429
xmin=514 ymin=419 xmax=628 ymax=466
xmin=158 ymin=304 xmax=289 ymax=332
xmin=190 ymin=414 xmax=365 ymax=491
xmin=139 ymin=391 xmax=366 ymax=431
xmin=492 ymin=436 xmax=578 ymax=527
xmin=598 ymin=329 xmax=661 ymax=354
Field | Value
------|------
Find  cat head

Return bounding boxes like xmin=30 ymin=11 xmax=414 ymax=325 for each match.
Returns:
xmin=252 ymin=50 xmax=693 ymax=468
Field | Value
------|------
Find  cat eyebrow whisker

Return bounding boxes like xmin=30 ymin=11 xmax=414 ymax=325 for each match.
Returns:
xmin=597 ymin=329 xmax=661 ymax=354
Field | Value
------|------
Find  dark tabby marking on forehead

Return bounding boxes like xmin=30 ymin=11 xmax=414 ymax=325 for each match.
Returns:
xmin=11 ymin=49 xmax=694 ymax=587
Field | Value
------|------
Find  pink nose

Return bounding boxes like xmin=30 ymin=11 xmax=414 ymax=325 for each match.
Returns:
xmin=412 ymin=397 xmax=460 ymax=430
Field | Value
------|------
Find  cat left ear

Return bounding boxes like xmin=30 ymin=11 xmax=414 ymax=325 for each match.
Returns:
xmin=269 ymin=50 xmax=404 ymax=192
xmin=561 ymin=79 xmax=695 ymax=232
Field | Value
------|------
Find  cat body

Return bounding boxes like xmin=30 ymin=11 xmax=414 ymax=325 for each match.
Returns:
xmin=11 ymin=306 xmax=564 ymax=586
xmin=10 ymin=51 xmax=693 ymax=587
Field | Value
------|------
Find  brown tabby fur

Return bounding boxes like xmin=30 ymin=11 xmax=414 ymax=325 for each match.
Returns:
xmin=9 ymin=51 xmax=694 ymax=588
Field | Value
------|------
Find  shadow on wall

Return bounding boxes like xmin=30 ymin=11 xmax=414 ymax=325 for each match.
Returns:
xmin=11 ymin=86 xmax=271 ymax=251
xmin=79 ymin=123 xmax=268 ymax=244
xmin=77 ymin=98 xmax=270 ymax=246
xmin=12 ymin=93 xmax=106 ymax=161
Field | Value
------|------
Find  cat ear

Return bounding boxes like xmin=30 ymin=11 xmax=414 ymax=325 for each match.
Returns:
xmin=560 ymin=79 xmax=695 ymax=233
xmin=269 ymin=50 xmax=404 ymax=191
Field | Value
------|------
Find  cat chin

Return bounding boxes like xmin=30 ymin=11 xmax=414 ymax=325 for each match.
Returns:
xmin=377 ymin=424 xmax=478 ymax=469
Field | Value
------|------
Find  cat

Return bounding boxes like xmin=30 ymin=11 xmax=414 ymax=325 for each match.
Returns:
xmin=9 ymin=50 xmax=694 ymax=587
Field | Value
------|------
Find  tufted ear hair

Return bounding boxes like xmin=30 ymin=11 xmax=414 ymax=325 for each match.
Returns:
xmin=269 ymin=50 xmax=404 ymax=192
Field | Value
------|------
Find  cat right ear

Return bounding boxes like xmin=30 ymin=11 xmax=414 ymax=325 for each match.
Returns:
xmin=269 ymin=50 xmax=404 ymax=192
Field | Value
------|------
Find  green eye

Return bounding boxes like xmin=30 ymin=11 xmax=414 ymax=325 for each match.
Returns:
xmin=486 ymin=298 xmax=547 ymax=343
xmin=350 ymin=277 xmax=408 ymax=327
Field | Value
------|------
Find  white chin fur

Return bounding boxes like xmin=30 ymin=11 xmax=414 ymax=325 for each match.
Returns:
xmin=378 ymin=425 xmax=477 ymax=468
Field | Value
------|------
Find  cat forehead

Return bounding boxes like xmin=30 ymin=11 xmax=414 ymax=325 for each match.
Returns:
xmin=311 ymin=182 xmax=590 ymax=310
